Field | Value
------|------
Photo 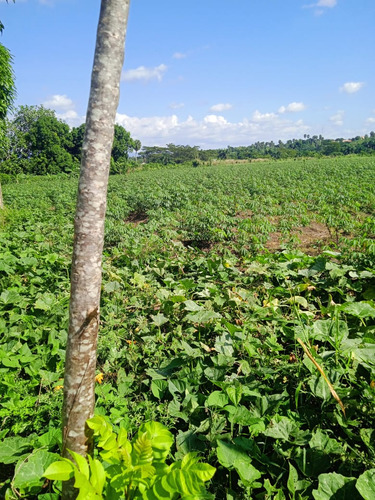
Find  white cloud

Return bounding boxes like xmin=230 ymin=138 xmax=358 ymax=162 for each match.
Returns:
xmin=317 ymin=0 xmax=337 ymax=6
xmin=43 ymin=94 xmax=74 ymax=110
xmin=122 ymin=64 xmax=167 ymax=82
xmin=366 ymin=117 xmax=375 ymax=124
xmin=204 ymin=114 xmax=228 ymax=125
xmin=252 ymin=110 xmax=278 ymax=122
xmin=340 ymin=82 xmax=364 ymax=94
xmin=209 ymin=103 xmax=232 ymax=112
xmin=330 ymin=110 xmax=344 ymax=126
xmin=115 ymin=111 xmax=309 ymax=149
xmin=173 ymin=52 xmax=187 ymax=59
xmin=278 ymin=102 xmax=306 ymax=114
xmin=169 ymin=102 xmax=185 ymax=110
xmin=303 ymin=0 xmax=337 ymax=14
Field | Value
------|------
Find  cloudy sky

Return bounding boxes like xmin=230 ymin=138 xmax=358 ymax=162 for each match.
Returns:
xmin=1 ymin=0 xmax=374 ymax=148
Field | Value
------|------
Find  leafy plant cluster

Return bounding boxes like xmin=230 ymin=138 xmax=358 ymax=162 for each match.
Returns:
xmin=45 ymin=418 xmax=215 ymax=499
xmin=0 ymin=157 xmax=375 ymax=498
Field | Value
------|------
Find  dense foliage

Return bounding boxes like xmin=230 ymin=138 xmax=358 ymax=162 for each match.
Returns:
xmin=0 ymin=157 xmax=375 ymax=498
xmin=0 ymin=106 xmax=138 ymax=176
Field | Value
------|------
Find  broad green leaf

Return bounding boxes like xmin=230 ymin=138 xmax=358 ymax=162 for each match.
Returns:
xmin=180 ymin=454 xmax=215 ymax=483
xmin=234 ymin=458 xmax=261 ymax=487
xmin=44 ymin=459 xmax=75 ymax=481
xmin=88 ymin=456 xmax=106 ymax=494
xmin=68 ymin=449 xmax=90 ymax=479
xmin=226 ymin=384 xmax=242 ymax=406
xmin=309 ymin=429 xmax=344 ymax=455
xmin=206 ymin=391 xmax=229 ymax=408
xmin=216 ymin=440 xmax=250 ymax=469
xmin=104 ymin=281 xmax=121 ymax=293
xmin=137 ymin=422 xmax=173 ymax=463
xmin=263 ymin=416 xmax=299 ymax=442
xmin=184 ymin=310 xmax=221 ymax=324
xmin=14 ymin=450 xmax=59 ymax=491
xmin=151 ymin=379 xmax=168 ymax=399
xmin=151 ymin=313 xmax=169 ymax=327
xmin=312 ymin=472 xmax=360 ymax=500
xmin=339 ymin=302 xmax=375 ymax=319
xmin=0 ymin=289 xmax=22 ymax=305
xmin=289 ymin=296 xmax=308 ymax=309
xmin=34 ymin=293 xmax=55 ymax=311
xmin=183 ymin=300 xmax=202 ymax=312
xmin=352 ymin=344 xmax=375 ymax=367
xmin=356 ymin=469 xmax=375 ymax=500
xmin=0 ymin=436 xmax=33 ymax=464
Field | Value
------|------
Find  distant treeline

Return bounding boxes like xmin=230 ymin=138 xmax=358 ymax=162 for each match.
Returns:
xmin=1 ymin=105 xmax=374 ymax=177
xmin=140 ymin=134 xmax=375 ymax=165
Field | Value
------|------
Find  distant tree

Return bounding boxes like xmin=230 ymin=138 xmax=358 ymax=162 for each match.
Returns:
xmin=70 ymin=122 xmax=86 ymax=162
xmin=112 ymin=123 xmax=133 ymax=163
xmin=70 ymin=122 xmax=135 ymax=173
xmin=133 ymin=138 xmax=141 ymax=160
xmin=0 ymin=17 xmax=16 ymax=208
xmin=2 ymin=105 xmax=77 ymax=174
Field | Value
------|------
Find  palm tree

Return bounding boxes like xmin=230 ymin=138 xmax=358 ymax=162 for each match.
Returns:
xmin=133 ymin=138 xmax=142 ymax=161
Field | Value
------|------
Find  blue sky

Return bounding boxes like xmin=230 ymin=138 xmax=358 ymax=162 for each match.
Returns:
xmin=1 ymin=0 xmax=374 ymax=148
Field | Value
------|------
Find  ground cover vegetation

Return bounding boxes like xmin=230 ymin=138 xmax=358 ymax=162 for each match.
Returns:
xmin=0 ymin=156 xmax=375 ymax=498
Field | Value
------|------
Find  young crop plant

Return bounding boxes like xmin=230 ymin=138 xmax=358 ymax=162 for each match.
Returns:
xmin=44 ymin=417 xmax=216 ymax=499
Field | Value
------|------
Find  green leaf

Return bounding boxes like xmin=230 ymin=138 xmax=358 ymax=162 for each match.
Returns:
xmin=226 ymin=384 xmax=242 ymax=407
xmin=339 ymin=302 xmax=375 ymax=319
xmin=312 ymin=472 xmax=360 ymax=500
xmin=151 ymin=313 xmax=169 ymax=327
xmin=14 ymin=450 xmax=59 ymax=492
xmin=206 ymin=391 xmax=229 ymax=408
xmin=233 ymin=457 xmax=261 ymax=487
xmin=34 ymin=293 xmax=55 ymax=311
xmin=216 ymin=439 xmax=249 ymax=469
xmin=184 ymin=310 xmax=221 ymax=324
xmin=137 ymin=421 xmax=173 ymax=463
xmin=0 ymin=436 xmax=33 ymax=464
xmin=356 ymin=469 xmax=375 ymax=500
xmin=184 ymin=300 xmax=203 ymax=311
xmin=289 ymin=296 xmax=308 ymax=309
xmin=263 ymin=416 xmax=299 ymax=442
xmin=309 ymin=429 xmax=345 ymax=455
xmin=44 ymin=459 xmax=75 ymax=481
xmin=88 ymin=456 xmax=106 ymax=494
xmin=151 ymin=379 xmax=168 ymax=399
xmin=68 ymin=449 xmax=90 ymax=479
xmin=0 ymin=289 xmax=22 ymax=305
xmin=287 ymin=462 xmax=299 ymax=499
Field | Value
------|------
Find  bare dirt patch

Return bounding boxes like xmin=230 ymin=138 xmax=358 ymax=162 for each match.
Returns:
xmin=125 ymin=211 xmax=149 ymax=225
xmin=266 ymin=221 xmax=332 ymax=255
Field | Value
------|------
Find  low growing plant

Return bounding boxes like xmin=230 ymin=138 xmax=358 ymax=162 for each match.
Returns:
xmin=44 ymin=417 xmax=216 ymax=499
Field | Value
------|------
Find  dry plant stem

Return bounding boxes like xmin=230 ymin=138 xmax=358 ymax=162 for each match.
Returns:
xmin=61 ymin=1 xmax=130 ymax=494
xmin=297 ymin=338 xmax=346 ymax=416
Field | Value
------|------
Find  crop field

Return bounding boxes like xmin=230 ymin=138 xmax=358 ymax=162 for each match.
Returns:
xmin=1 ymin=156 xmax=375 ymax=498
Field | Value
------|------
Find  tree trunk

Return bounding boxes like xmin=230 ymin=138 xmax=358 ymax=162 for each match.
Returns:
xmin=61 ymin=0 xmax=130 ymax=496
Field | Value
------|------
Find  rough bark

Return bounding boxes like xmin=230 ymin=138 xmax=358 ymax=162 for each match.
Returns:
xmin=61 ymin=0 xmax=130 ymax=496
